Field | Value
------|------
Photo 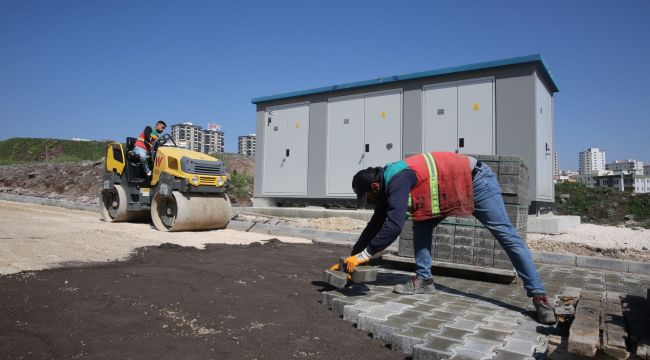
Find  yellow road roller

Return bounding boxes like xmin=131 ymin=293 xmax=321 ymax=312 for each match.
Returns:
xmin=100 ymin=134 xmax=231 ymax=231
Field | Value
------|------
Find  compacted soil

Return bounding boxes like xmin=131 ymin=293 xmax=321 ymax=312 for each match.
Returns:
xmin=0 ymin=241 xmax=401 ymax=360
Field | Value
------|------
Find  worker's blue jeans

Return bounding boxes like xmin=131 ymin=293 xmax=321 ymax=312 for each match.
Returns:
xmin=133 ymin=147 xmax=151 ymax=174
xmin=412 ymin=162 xmax=546 ymax=296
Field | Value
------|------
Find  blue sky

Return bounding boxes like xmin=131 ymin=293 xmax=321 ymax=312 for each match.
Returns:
xmin=1 ymin=0 xmax=648 ymax=169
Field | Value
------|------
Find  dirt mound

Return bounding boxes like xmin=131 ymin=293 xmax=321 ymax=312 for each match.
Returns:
xmin=0 ymin=153 xmax=256 ymax=205
xmin=0 ymin=160 xmax=103 ymax=204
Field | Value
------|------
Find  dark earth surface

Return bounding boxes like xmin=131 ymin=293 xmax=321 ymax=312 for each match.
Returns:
xmin=0 ymin=241 xmax=402 ymax=360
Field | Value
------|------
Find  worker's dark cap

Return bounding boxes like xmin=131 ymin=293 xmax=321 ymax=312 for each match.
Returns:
xmin=352 ymin=167 xmax=382 ymax=209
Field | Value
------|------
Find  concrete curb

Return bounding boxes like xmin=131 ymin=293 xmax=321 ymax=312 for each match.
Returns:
xmin=1 ymin=194 xmax=648 ymax=276
xmin=531 ymin=251 xmax=650 ymax=275
xmin=0 ymin=193 xmax=100 ymax=212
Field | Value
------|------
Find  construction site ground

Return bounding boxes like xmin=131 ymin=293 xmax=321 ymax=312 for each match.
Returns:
xmin=2 ymin=201 xmax=649 ymax=359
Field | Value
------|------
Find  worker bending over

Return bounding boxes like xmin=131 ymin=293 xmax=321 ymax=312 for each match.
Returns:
xmin=133 ymin=121 xmax=166 ymax=177
xmin=337 ymin=152 xmax=555 ymax=324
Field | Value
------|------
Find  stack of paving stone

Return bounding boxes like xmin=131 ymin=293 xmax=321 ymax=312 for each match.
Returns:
xmin=398 ymin=154 xmax=529 ymax=270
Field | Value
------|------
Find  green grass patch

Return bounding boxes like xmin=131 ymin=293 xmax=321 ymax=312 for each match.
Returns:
xmin=0 ymin=138 xmax=106 ymax=165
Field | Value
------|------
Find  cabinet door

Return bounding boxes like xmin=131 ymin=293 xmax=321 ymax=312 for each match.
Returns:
xmin=283 ymin=104 xmax=310 ymax=195
xmin=327 ymin=96 xmax=365 ymax=196
xmin=262 ymin=107 xmax=286 ymax=194
xmin=363 ymin=91 xmax=402 ymax=168
xmin=458 ymin=79 xmax=494 ymax=155
xmin=535 ymin=77 xmax=554 ymax=201
xmin=423 ymin=84 xmax=458 ymax=152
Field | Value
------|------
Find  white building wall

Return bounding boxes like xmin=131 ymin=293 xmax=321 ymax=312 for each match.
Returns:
xmin=606 ymin=159 xmax=644 ymax=174
xmin=578 ymin=148 xmax=606 ymax=175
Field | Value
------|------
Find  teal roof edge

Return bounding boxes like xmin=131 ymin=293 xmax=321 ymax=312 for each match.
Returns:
xmin=251 ymin=54 xmax=558 ymax=104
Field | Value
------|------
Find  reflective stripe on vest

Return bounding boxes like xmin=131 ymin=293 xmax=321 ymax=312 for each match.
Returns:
xmin=421 ymin=152 xmax=441 ymax=215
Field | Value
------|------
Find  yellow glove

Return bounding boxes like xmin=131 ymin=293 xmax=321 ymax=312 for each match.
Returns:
xmin=343 ymin=249 xmax=372 ymax=273
xmin=329 ymin=263 xmax=340 ymax=271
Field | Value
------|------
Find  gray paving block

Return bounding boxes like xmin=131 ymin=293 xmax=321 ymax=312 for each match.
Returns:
xmin=412 ymin=334 xmax=463 ymax=360
xmin=357 ymin=302 xmax=412 ymax=331
xmin=455 ymin=225 xmax=476 ymax=237
xmin=434 ymin=243 xmax=454 ymax=253
xmin=392 ymin=325 xmax=435 ymax=355
xmin=454 ymin=245 xmax=474 ymax=256
xmin=350 ymin=266 xmax=378 ymax=283
xmin=323 ymin=269 xmax=348 ymax=288
xmin=567 ymin=324 xmax=599 ymax=357
xmin=372 ymin=316 xmax=415 ymax=342
xmin=434 ymin=234 xmax=455 ymax=244
xmin=331 ymin=297 xmax=357 ymax=317
xmin=531 ymin=251 xmax=576 ymax=266
xmin=448 ymin=349 xmax=486 ymax=360
xmin=343 ymin=300 xmax=380 ymax=323
xmin=434 ymin=325 xmax=475 ymax=340
xmin=498 ymin=337 xmax=538 ymax=356
xmin=627 ymin=261 xmax=650 ymax=275
xmin=447 ymin=318 xmax=482 ymax=331
xmin=576 ymin=255 xmax=629 ymax=272
xmin=467 ymin=327 xmax=512 ymax=346
xmin=436 ymin=224 xmax=455 ymax=236
xmin=455 ymin=236 xmax=475 ymax=247
xmin=491 ymin=349 xmax=535 ymax=360
xmin=320 ymin=290 xmax=344 ymax=308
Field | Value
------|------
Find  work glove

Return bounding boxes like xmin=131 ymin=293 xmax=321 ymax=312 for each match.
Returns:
xmin=343 ymin=249 xmax=372 ymax=273
xmin=329 ymin=263 xmax=340 ymax=271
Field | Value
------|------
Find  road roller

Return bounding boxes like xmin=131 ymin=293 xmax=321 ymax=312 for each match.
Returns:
xmin=100 ymin=134 xmax=231 ymax=231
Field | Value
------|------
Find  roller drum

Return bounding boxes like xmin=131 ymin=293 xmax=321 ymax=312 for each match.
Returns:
xmin=151 ymin=191 xmax=231 ymax=232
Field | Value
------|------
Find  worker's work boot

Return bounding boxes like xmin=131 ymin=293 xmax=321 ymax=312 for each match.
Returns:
xmin=532 ymin=294 xmax=556 ymax=325
xmin=394 ymin=275 xmax=436 ymax=295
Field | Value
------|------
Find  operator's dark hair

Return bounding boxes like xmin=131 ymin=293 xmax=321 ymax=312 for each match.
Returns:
xmin=352 ymin=167 xmax=383 ymax=194
xmin=156 ymin=120 xmax=167 ymax=127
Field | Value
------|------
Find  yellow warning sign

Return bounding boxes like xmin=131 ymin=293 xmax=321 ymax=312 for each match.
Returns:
xmin=473 ymin=103 xmax=480 ymax=111
xmin=380 ymin=111 xmax=387 ymax=119
xmin=295 ymin=121 xmax=300 ymax=128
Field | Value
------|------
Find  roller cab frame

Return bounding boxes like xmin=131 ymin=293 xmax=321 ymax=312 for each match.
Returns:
xmin=101 ymin=135 xmax=231 ymax=231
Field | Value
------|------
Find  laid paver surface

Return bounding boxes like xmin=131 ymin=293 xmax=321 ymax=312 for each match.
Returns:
xmin=321 ymin=263 xmax=650 ymax=359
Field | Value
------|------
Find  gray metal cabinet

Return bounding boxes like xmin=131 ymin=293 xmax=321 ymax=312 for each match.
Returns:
xmin=535 ymin=76 xmax=554 ymax=201
xmin=263 ymin=103 xmax=310 ymax=195
xmin=423 ymin=84 xmax=458 ymax=152
xmin=422 ymin=79 xmax=494 ymax=155
xmin=326 ymin=90 xmax=402 ymax=196
xmin=364 ymin=91 xmax=402 ymax=167
xmin=458 ymin=79 xmax=494 ymax=155
xmin=327 ymin=96 xmax=365 ymax=196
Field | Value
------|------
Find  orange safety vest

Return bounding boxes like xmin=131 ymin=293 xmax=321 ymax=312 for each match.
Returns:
xmin=134 ymin=128 xmax=159 ymax=151
xmin=384 ymin=152 xmax=475 ymax=221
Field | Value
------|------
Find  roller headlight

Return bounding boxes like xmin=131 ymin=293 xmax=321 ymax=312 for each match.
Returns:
xmin=216 ymin=177 xmax=224 ymax=186
xmin=190 ymin=175 xmax=200 ymax=186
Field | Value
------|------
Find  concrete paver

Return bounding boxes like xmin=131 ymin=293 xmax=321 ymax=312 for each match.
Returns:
xmin=320 ymin=262 xmax=650 ymax=359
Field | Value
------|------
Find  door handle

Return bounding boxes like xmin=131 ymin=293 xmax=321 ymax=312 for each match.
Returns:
xmin=365 ymin=144 xmax=370 ymax=153
xmin=459 ymin=138 xmax=465 ymax=148
xmin=286 ymin=149 xmax=290 ymax=157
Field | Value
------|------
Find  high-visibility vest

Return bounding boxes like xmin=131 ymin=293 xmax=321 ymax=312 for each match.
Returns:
xmin=134 ymin=128 xmax=159 ymax=150
xmin=384 ymin=152 xmax=475 ymax=221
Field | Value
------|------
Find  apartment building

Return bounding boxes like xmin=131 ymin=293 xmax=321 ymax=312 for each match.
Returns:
xmin=578 ymin=148 xmax=606 ymax=175
xmin=238 ymin=134 xmax=256 ymax=157
xmin=171 ymin=122 xmax=225 ymax=154
xmin=606 ymin=159 xmax=644 ymax=175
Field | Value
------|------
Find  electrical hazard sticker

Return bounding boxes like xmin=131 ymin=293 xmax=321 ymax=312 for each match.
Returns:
xmin=380 ymin=111 xmax=387 ymax=119
xmin=295 ymin=121 xmax=300 ymax=128
xmin=473 ymin=103 xmax=480 ymax=111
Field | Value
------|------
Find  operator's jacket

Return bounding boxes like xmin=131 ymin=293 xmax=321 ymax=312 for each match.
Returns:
xmin=352 ymin=152 xmax=475 ymax=256
xmin=134 ymin=126 xmax=160 ymax=152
